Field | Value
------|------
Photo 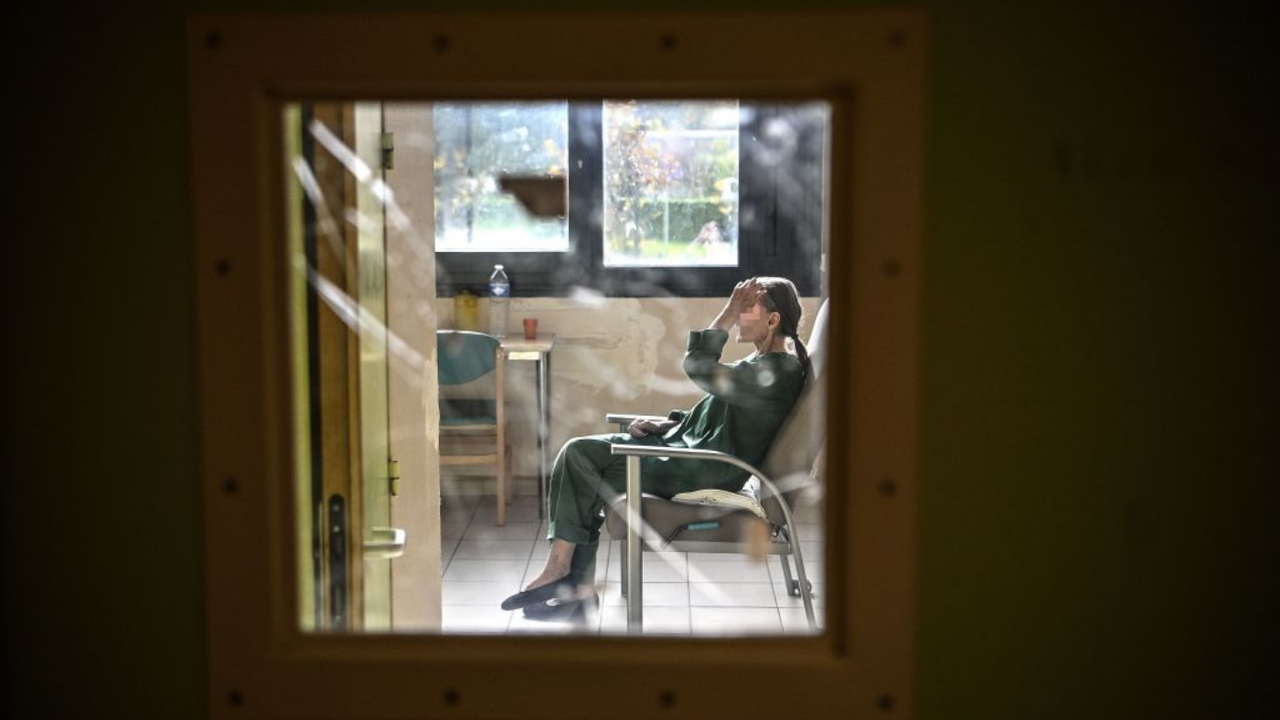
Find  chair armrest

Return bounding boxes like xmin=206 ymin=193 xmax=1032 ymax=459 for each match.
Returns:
xmin=605 ymin=413 xmax=668 ymax=432
xmin=610 ymin=443 xmax=764 ymax=475
xmin=605 ymin=413 xmax=669 ymax=424
xmin=608 ymin=445 xmax=796 ymax=538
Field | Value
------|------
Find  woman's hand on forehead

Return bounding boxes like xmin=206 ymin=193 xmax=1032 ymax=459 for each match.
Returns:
xmin=737 ymin=275 xmax=762 ymax=298
xmin=732 ymin=278 xmax=767 ymax=306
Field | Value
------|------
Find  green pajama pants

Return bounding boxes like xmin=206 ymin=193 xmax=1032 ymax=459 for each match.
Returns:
xmin=545 ymin=430 xmax=752 ymax=584
xmin=545 ymin=433 xmax=702 ymax=584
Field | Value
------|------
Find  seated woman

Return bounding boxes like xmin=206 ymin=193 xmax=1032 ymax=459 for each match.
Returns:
xmin=501 ymin=277 xmax=811 ymax=620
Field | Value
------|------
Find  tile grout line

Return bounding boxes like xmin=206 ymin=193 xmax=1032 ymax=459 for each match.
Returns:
xmin=446 ymin=491 xmax=487 ymax=570
xmin=512 ymin=509 xmax=540 ymax=635
xmin=684 ymin=556 xmax=697 ymax=616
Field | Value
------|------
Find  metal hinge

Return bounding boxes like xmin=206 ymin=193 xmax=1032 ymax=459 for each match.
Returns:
xmin=380 ymin=132 xmax=394 ymax=170
xmin=388 ymin=457 xmax=401 ymax=496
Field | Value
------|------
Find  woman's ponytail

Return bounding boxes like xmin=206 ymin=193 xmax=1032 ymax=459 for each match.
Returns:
xmin=792 ymin=332 xmax=812 ymax=387
xmin=757 ymin=276 xmax=810 ymax=387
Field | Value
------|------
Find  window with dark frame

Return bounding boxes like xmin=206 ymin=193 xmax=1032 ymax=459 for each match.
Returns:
xmin=433 ymin=101 xmax=828 ymax=298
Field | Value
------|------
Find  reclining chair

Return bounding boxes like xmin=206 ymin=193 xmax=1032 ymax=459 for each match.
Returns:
xmin=605 ymin=300 xmax=829 ymax=633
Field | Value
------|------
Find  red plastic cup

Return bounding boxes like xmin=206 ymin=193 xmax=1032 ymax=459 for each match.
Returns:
xmin=523 ymin=318 xmax=538 ymax=340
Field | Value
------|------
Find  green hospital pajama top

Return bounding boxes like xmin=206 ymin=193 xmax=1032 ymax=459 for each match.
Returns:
xmin=546 ymin=328 xmax=804 ymax=583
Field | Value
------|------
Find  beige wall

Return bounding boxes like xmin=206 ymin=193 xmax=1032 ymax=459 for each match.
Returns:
xmin=386 ymin=104 xmax=443 ymax=630
xmin=437 ymin=296 xmax=822 ymax=487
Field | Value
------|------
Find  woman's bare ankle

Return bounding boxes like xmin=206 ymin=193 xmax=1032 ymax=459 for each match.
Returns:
xmin=524 ymin=566 xmax=570 ymax=591
xmin=521 ymin=538 xmax=576 ymax=591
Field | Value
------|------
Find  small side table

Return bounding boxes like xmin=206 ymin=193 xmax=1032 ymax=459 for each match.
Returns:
xmin=498 ymin=334 xmax=555 ymax=518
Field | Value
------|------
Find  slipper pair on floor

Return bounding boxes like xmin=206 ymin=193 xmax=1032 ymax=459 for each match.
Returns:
xmin=501 ymin=578 xmax=597 ymax=623
xmin=522 ymin=594 xmax=599 ymax=623
xmin=499 ymin=577 xmax=577 ymax=611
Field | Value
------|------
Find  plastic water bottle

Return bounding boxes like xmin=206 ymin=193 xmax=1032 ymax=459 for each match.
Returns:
xmin=488 ymin=264 xmax=510 ymax=337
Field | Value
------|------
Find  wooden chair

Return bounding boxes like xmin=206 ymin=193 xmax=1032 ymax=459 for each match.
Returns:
xmin=437 ymin=330 xmax=512 ymax=525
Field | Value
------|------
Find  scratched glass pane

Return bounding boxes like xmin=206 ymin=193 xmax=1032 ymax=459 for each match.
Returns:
xmin=285 ymin=100 xmax=828 ymax=637
xmin=603 ymin=100 xmax=739 ymax=267
xmin=435 ymin=102 xmax=569 ymax=252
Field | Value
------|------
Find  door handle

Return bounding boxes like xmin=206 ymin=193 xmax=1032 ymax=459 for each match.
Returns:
xmin=363 ymin=526 xmax=407 ymax=559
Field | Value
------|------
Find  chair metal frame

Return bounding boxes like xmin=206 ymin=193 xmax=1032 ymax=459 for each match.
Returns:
xmin=608 ymin=439 xmax=818 ymax=634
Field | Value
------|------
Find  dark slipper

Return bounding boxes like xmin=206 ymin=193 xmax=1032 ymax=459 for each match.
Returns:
xmin=499 ymin=577 xmax=576 ymax=611
xmin=522 ymin=593 xmax=599 ymax=623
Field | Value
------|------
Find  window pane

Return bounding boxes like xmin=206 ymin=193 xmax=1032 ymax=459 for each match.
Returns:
xmin=602 ymin=101 xmax=739 ymax=267
xmin=287 ymin=100 xmax=827 ymax=638
xmin=434 ymin=102 xmax=569 ymax=252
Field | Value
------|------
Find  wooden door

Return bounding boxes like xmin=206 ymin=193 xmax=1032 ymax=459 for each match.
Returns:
xmin=297 ymin=101 xmax=397 ymax=632
xmin=297 ymin=102 xmax=441 ymax=633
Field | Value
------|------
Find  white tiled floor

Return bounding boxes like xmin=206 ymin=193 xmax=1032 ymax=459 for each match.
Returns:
xmin=439 ymin=491 xmax=825 ymax=636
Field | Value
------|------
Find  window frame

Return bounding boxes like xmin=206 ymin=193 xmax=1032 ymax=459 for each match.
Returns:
xmin=188 ymin=10 xmax=926 ymax=720
xmin=434 ymin=101 xmax=826 ymax=298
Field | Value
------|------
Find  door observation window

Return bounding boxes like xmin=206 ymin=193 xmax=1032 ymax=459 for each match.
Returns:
xmin=286 ymin=99 xmax=829 ymax=637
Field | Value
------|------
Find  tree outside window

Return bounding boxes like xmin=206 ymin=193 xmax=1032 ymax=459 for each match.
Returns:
xmin=603 ymin=101 xmax=739 ymax=267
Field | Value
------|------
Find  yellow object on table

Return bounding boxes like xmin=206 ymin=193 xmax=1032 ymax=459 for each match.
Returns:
xmin=453 ymin=290 xmax=479 ymax=331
